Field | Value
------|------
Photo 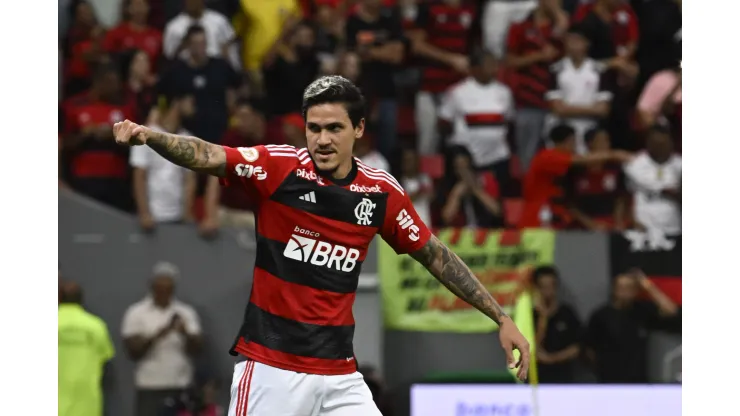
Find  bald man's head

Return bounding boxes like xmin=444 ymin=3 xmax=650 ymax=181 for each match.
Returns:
xmin=60 ymin=281 xmax=83 ymax=304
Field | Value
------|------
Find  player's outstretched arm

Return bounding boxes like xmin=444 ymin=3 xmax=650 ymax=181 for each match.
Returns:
xmin=410 ymin=234 xmax=531 ymax=380
xmin=410 ymin=234 xmax=509 ymax=324
xmin=113 ymin=120 xmax=227 ymax=177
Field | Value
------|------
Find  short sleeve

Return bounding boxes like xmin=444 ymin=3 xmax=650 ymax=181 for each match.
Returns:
xmin=97 ymin=321 xmax=115 ymax=362
xmin=180 ymin=305 xmax=202 ymax=335
xmin=380 ymin=189 xmax=432 ymax=254
xmin=221 ymin=144 xmax=290 ymax=199
xmin=121 ymin=306 xmax=144 ymax=338
xmin=637 ymin=72 xmax=675 ymax=115
xmin=129 ymin=145 xmax=151 ymax=169
xmin=438 ymin=90 xmax=460 ymax=121
xmin=540 ymin=150 xmax=573 ymax=176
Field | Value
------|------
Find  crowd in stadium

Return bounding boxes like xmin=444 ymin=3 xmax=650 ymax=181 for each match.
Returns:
xmin=58 ymin=0 xmax=682 ymax=235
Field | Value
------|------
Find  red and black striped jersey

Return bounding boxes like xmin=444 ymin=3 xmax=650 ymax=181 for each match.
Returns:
xmin=220 ymin=144 xmax=432 ymax=375
xmin=416 ymin=1 xmax=476 ymax=93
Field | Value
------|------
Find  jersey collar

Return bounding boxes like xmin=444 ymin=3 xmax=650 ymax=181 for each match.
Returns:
xmin=312 ymin=156 xmax=358 ymax=187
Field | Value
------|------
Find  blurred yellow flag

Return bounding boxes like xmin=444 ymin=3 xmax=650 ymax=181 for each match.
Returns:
xmin=509 ymin=290 xmax=539 ymax=385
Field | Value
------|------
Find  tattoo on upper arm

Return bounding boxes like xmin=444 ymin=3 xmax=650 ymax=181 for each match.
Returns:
xmin=147 ymin=133 xmax=226 ymax=177
xmin=410 ymin=235 xmax=509 ymax=325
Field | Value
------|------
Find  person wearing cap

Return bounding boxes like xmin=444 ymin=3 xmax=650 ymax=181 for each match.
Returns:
xmin=59 ymin=282 xmax=115 ymax=416
xmin=121 ymin=262 xmax=203 ymax=416
xmin=130 ymin=92 xmax=198 ymax=233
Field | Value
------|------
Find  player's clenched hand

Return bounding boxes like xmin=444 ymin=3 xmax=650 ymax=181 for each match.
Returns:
xmin=498 ymin=317 xmax=531 ymax=382
xmin=113 ymin=119 xmax=150 ymax=146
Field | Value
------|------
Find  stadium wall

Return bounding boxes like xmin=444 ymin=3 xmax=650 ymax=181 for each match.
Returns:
xmin=59 ymin=191 xmax=680 ymax=416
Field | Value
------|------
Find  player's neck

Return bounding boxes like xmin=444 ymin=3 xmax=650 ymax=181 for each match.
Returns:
xmin=331 ymin=160 xmax=354 ymax=181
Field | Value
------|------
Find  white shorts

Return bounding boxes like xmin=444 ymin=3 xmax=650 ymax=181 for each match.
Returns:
xmin=227 ymin=359 xmax=382 ymax=416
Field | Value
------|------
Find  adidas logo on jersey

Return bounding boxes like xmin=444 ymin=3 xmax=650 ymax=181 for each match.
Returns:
xmin=283 ymin=230 xmax=360 ymax=272
xmin=299 ymin=191 xmax=316 ymax=203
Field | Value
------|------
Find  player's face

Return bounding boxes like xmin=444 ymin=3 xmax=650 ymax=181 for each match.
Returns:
xmin=151 ymin=276 xmax=175 ymax=305
xmin=129 ymin=0 xmax=149 ymax=22
xmin=565 ymin=33 xmax=589 ymax=57
xmin=306 ymin=103 xmax=364 ymax=173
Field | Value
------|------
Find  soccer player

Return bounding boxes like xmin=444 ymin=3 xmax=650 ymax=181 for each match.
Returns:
xmin=113 ymin=75 xmax=530 ymax=416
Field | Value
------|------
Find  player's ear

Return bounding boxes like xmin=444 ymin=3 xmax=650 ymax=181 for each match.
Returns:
xmin=354 ymin=118 xmax=365 ymax=139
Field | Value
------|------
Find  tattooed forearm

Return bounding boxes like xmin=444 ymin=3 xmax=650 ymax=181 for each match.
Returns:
xmin=147 ymin=131 xmax=227 ymax=177
xmin=410 ymin=235 xmax=510 ymax=325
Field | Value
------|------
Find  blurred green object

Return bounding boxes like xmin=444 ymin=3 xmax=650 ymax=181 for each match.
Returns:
xmin=422 ymin=371 xmax=517 ymax=384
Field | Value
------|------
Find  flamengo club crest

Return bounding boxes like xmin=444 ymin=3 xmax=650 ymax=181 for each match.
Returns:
xmin=354 ymin=198 xmax=376 ymax=225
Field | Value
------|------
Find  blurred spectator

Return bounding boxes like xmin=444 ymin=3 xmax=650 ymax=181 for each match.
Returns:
xmin=586 ymin=270 xmax=680 ymax=383
xmin=574 ymin=0 xmax=639 ymax=62
xmin=263 ymin=20 xmax=321 ymax=116
xmin=545 ymin=25 xmax=614 ymax=154
xmin=400 ymin=147 xmax=433 ymax=227
xmin=439 ymin=50 xmax=514 ymax=195
xmin=637 ymin=63 xmax=681 ymax=150
xmin=65 ymin=1 xmax=109 ymax=97
xmin=201 ymin=100 xmax=268 ymax=235
xmin=122 ymin=262 xmax=203 ymax=416
xmin=623 ymin=125 xmax=681 ymax=235
xmin=163 ymin=0 xmax=240 ymax=69
xmin=160 ymin=377 xmax=224 ymax=416
xmin=439 ymin=146 xmax=502 ymax=228
xmin=505 ymin=0 xmax=568 ymax=171
xmin=232 ymin=0 xmax=302 ymax=78
xmin=130 ymin=93 xmax=198 ymax=232
xmin=282 ymin=113 xmax=308 ymax=148
xmin=62 ymin=63 xmax=135 ymax=212
xmin=59 ymin=281 xmax=115 ymax=416
xmin=532 ymin=266 xmax=582 ymax=384
xmin=631 ymin=0 xmax=681 ymax=86
xmin=482 ymin=0 xmax=540 ymax=59
xmin=337 ymin=51 xmax=363 ymax=84
xmin=121 ymin=49 xmax=158 ymax=123
xmin=160 ymin=25 xmax=240 ymax=143
xmin=520 ymin=124 xmax=630 ymax=228
xmin=565 ymin=128 xmax=628 ymax=231
xmin=346 ymin=0 xmax=405 ymax=161
xmin=355 ymin=135 xmax=391 ymax=172
xmin=407 ymin=0 xmax=476 ymax=155
xmin=104 ymin=0 xmax=163 ymax=68
xmin=314 ymin=0 xmax=346 ymax=67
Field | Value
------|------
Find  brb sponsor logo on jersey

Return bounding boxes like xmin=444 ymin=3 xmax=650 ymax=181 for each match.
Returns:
xmin=396 ymin=209 xmax=420 ymax=241
xmin=235 ymin=164 xmax=267 ymax=180
xmin=283 ymin=226 xmax=360 ymax=272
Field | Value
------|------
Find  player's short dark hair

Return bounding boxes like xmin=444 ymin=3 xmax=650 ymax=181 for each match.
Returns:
xmin=550 ymin=124 xmax=576 ymax=144
xmin=532 ymin=266 xmax=559 ymax=285
xmin=301 ymin=75 xmax=366 ymax=127
xmin=185 ymin=24 xmax=206 ymax=42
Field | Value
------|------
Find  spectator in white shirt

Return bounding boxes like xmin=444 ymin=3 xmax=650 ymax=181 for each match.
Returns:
xmin=400 ymin=147 xmax=433 ymax=227
xmin=130 ymin=93 xmax=197 ymax=233
xmin=624 ymin=126 xmax=681 ymax=235
xmin=122 ymin=262 xmax=203 ymax=416
xmin=354 ymin=134 xmax=391 ymax=172
xmin=439 ymin=50 xmax=515 ymax=195
xmin=546 ymin=25 xmax=614 ymax=155
xmin=163 ymin=0 xmax=240 ymax=69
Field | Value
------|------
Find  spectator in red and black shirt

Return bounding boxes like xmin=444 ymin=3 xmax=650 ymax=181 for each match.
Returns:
xmin=62 ymin=63 xmax=136 ymax=212
xmin=201 ymin=100 xmax=268 ymax=236
xmin=407 ymin=0 xmax=477 ymax=155
xmin=505 ymin=0 xmax=568 ymax=171
xmin=438 ymin=146 xmax=503 ymax=228
xmin=104 ymin=0 xmax=163 ymax=70
xmin=520 ymin=124 xmax=631 ymax=229
xmin=121 ymin=49 xmax=158 ymax=124
xmin=64 ymin=1 xmax=108 ymax=97
xmin=565 ymin=128 xmax=629 ymax=231
xmin=574 ymin=0 xmax=639 ymax=62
